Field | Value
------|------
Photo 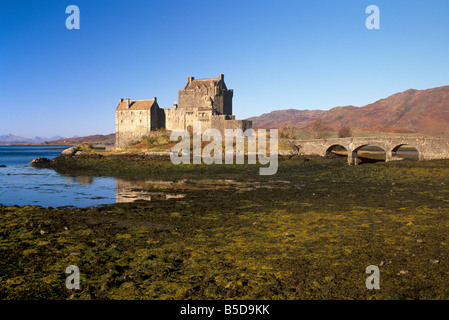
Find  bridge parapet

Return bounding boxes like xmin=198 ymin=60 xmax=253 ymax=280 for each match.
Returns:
xmin=290 ymin=136 xmax=449 ymax=165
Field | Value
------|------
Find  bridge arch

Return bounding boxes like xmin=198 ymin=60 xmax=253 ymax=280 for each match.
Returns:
xmin=391 ymin=144 xmax=420 ymax=161
xmin=325 ymin=144 xmax=348 ymax=157
xmin=351 ymin=144 xmax=387 ymax=164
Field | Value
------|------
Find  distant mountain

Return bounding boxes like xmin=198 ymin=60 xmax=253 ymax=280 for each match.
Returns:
xmin=0 ymin=134 xmax=67 ymax=145
xmin=247 ymin=85 xmax=449 ymax=137
xmin=0 ymin=134 xmax=31 ymax=144
xmin=47 ymin=134 xmax=116 ymax=145
xmin=0 ymin=134 xmax=115 ymax=145
xmin=32 ymin=136 xmax=65 ymax=143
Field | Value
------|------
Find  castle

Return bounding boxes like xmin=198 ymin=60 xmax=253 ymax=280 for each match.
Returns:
xmin=115 ymin=74 xmax=252 ymax=148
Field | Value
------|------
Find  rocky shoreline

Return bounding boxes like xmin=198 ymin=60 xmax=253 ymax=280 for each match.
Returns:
xmin=29 ymin=143 xmax=303 ymax=170
xmin=29 ymin=145 xmax=172 ymax=167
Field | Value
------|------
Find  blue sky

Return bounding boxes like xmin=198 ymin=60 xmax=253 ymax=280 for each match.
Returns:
xmin=1 ymin=0 xmax=448 ymax=137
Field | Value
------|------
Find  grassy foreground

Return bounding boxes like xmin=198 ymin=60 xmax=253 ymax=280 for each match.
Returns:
xmin=1 ymin=155 xmax=449 ymax=299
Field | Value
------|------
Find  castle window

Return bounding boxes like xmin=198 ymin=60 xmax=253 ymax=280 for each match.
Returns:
xmin=131 ymin=120 xmax=134 ymax=124
xmin=120 ymin=120 xmax=123 ymax=124
xmin=131 ymin=111 xmax=133 ymax=115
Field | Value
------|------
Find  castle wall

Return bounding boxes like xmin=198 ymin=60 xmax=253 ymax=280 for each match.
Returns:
xmin=164 ymin=109 xmax=252 ymax=135
xmin=223 ymin=90 xmax=233 ymax=115
xmin=157 ymin=108 xmax=166 ymax=129
xmin=178 ymin=90 xmax=214 ymax=112
xmin=164 ymin=108 xmax=214 ymax=132
xmin=177 ymin=83 xmax=233 ymax=115
xmin=211 ymin=115 xmax=252 ymax=135
xmin=116 ymin=109 xmax=151 ymax=148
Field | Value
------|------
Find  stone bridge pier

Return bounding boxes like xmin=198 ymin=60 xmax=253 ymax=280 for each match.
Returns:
xmin=290 ymin=137 xmax=449 ymax=165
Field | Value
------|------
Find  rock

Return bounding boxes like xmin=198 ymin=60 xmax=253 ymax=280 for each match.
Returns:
xmin=29 ymin=157 xmax=51 ymax=165
xmin=61 ymin=146 xmax=78 ymax=156
xmin=279 ymin=150 xmax=295 ymax=156
xmin=142 ymin=151 xmax=171 ymax=157
xmin=61 ymin=144 xmax=101 ymax=157
xmin=430 ymin=259 xmax=440 ymax=264
xmin=398 ymin=270 xmax=409 ymax=275
xmin=0 ymin=165 xmax=6 ymax=167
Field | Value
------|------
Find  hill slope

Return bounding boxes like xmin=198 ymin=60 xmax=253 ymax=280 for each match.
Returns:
xmin=48 ymin=134 xmax=116 ymax=145
xmin=247 ymin=85 xmax=449 ymax=137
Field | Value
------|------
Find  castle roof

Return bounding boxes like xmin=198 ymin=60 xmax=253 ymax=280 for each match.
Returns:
xmin=185 ymin=79 xmax=218 ymax=89
xmin=116 ymin=99 xmax=157 ymax=110
xmin=183 ymin=74 xmax=227 ymax=90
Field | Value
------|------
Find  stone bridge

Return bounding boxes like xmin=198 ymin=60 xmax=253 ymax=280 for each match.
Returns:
xmin=290 ymin=136 xmax=449 ymax=165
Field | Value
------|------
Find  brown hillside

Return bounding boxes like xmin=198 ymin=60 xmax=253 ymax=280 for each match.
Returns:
xmin=49 ymin=134 xmax=116 ymax=145
xmin=247 ymin=85 xmax=449 ymax=137
xmin=246 ymin=109 xmax=326 ymax=129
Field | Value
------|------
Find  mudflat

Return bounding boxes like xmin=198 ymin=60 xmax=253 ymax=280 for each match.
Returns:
xmin=1 ymin=155 xmax=449 ymax=299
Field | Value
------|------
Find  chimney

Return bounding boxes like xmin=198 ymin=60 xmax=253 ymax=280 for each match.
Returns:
xmin=119 ymin=98 xmax=123 ymax=104
xmin=126 ymin=98 xmax=130 ymax=108
xmin=187 ymin=76 xmax=194 ymax=84
xmin=153 ymin=97 xmax=157 ymax=103
xmin=219 ymin=74 xmax=224 ymax=81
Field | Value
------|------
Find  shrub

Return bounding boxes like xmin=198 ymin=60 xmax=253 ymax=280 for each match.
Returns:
xmin=279 ymin=125 xmax=296 ymax=139
xmin=306 ymin=119 xmax=330 ymax=139
xmin=76 ymin=142 xmax=93 ymax=151
xmin=338 ymin=126 xmax=352 ymax=138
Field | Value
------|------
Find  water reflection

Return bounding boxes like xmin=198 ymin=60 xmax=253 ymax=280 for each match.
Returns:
xmin=0 ymin=167 xmax=187 ymax=207
xmin=63 ymin=176 xmax=94 ymax=185
xmin=0 ymin=145 xmax=188 ymax=207
xmin=116 ymin=178 xmax=186 ymax=203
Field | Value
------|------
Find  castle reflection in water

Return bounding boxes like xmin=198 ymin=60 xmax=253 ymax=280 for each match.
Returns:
xmin=116 ymin=178 xmax=185 ymax=203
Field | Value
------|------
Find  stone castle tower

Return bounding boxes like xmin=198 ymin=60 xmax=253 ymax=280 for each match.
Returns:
xmin=115 ymin=97 xmax=165 ymax=148
xmin=115 ymin=74 xmax=252 ymax=148
xmin=178 ymin=74 xmax=233 ymax=114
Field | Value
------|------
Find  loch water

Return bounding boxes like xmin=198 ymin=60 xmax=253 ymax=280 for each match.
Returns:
xmin=0 ymin=145 xmax=118 ymax=208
